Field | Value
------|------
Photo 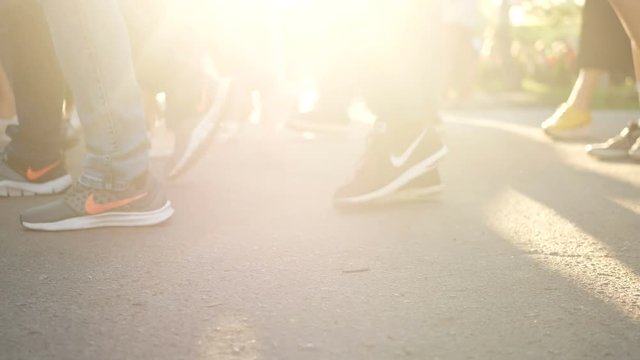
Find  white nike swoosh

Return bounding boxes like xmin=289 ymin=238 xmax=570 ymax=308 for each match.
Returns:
xmin=390 ymin=128 xmax=428 ymax=167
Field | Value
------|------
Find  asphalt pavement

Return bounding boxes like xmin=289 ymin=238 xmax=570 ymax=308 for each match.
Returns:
xmin=1 ymin=108 xmax=639 ymax=359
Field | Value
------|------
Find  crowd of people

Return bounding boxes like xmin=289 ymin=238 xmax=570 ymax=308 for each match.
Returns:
xmin=0 ymin=0 xmax=638 ymax=232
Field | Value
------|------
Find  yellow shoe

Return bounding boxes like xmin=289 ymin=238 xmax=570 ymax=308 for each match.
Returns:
xmin=541 ymin=103 xmax=592 ymax=139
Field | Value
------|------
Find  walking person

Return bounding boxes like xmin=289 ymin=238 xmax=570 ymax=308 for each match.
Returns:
xmin=585 ymin=0 xmax=640 ymax=161
xmin=542 ymin=0 xmax=634 ymax=140
xmin=16 ymin=0 xmax=173 ymax=230
xmin=334 ymin=1 xmax=447 ymax=206
xmin=0 ymin=0 xmax=71 ymax=198
xmin=282 ymin=0 xmax=447 ymax=206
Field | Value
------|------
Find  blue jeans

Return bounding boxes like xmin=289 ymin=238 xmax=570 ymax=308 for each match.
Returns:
xmin=41 ymin=0 xmax=148 ymax=191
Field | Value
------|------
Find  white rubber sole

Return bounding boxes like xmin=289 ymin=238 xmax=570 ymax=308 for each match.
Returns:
xmin=335 ymin=146 xmax=448 ymax=205
xmin=0 ymin=175 xmax=72 ymax=197
xmin=544 ymin=126 xmax=591 ymax=140
xmin=22 ymin=201 xmax=174 ymax=231
xmin=372 ymin=184 xmax=444 ymax=204
xmin=585 ymin=146 xmax=630 ymax=160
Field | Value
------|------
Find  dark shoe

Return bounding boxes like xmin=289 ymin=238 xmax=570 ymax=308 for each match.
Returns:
xmin=21 ymin=174 xmax=173 ymax=231
xmin=334 ymin=124 xmax=447 ymax=205
xmin=586 ymin=121 xmax=640 ymax=160
xmin=0 ymin=152 xmax=71 ymax=197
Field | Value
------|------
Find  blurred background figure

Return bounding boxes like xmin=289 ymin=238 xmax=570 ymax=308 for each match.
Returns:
xmin=283 ymin=0 xmax=364 ymax=133
xmin=484 ymin=0 xmax=523 ymax=92
xmin=122 ymin=0 xmax=281 ymax=179
xmin=121 ymin=0 xmax=233 ymax=179
xmin=441 ymin=0 xmax=482 ymax=104
xmin=541 ymin=0 xmax=634 ymax=140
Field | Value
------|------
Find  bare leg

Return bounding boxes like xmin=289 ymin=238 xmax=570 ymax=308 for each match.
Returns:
xmin=566 ymin=68 xmax=603 ymax=111
xmin=542 ymin=68 xmax=597 ymax=138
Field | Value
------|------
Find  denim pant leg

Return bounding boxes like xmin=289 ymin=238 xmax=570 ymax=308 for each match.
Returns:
xmin=40 ymin=0 xmax=148 ymax=191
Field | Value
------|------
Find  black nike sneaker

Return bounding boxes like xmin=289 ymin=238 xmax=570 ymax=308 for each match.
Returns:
xmin=334 ymin=123 xmax=447 ymax=206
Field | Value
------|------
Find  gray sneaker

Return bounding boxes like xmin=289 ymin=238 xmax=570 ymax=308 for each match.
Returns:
xmin=586 ymin=121 xmax=640 ymax=160
xmin=0 ymin=153 xmax=72 ymax=197
xmin=20 ymin=174 xmax=173 ymax=231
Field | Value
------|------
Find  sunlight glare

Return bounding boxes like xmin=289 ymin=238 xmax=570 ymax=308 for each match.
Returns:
xmin=486 ymin=188 xmax=640 ymax=320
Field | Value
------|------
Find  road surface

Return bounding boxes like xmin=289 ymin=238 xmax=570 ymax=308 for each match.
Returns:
xmin=1 ymin=108 xmax=639 ymax=359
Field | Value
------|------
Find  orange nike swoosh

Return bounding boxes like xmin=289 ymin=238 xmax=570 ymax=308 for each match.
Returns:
xmin=26 ymin=160 xmax=61 ymax=181
xmin=84 ymin=192 xmax=148 ymax=215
